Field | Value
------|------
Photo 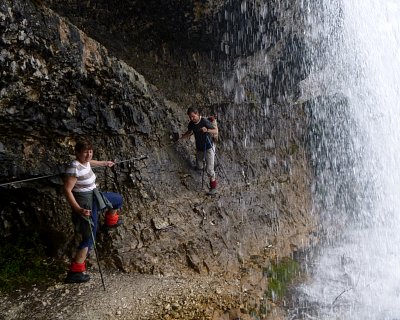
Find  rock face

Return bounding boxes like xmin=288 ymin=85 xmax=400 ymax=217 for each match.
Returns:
xmin=0 ymin=0 xmax=316 ymax=317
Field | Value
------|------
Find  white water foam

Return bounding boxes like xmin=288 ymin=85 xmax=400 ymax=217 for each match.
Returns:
xmin=295 ymin=1 xmax=400 ymax=319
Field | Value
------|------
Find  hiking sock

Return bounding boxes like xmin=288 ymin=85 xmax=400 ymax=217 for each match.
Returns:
xmin=104 ymin=211 xmax=123 ymax=229
xmin=207 ymin=179 xmax=218 ymax=195
xmin=65 ymin=261 xmax=90 ymax=283
xmin=69 ymin=261 xmax=86 ymax=273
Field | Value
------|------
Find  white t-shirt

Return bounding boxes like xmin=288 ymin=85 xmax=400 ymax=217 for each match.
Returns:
xmin=65 ymin=160 xmax=96 ymax=192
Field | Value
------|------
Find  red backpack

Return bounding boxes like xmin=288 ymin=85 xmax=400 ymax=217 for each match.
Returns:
xmin=207 ymin=116 xmax=219 ymax=142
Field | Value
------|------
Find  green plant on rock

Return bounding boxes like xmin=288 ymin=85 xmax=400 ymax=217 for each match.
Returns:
xmin=266 ymin=257 xmax=300 ymax=302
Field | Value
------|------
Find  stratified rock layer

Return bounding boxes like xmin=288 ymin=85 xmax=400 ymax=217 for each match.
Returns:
xmin=0 ymin=0 xmax=316 ymax=317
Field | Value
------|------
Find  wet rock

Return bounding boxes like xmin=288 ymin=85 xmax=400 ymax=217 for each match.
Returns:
xmin=1 ymin=1 xmax=316 ymax=319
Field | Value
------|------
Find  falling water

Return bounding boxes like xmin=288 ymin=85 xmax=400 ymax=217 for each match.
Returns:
xmin=291 ymin=0 xmax=400 ymax=319
xmin=222 ymin=0 xmax=400 ymax=318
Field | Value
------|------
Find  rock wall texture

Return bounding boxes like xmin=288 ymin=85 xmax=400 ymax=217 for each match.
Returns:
xmin=0 ymin=0 xmax=317 ymax=317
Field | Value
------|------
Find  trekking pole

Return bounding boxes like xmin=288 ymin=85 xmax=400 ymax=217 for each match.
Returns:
xmin=205 ymin=135 xmax=230 ymax=183
xmin=87 ymin=217 xmax=106 ymax=291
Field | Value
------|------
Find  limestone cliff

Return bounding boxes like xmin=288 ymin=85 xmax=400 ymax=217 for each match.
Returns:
xmin=0 ymin=0 xmax=316 ymax=317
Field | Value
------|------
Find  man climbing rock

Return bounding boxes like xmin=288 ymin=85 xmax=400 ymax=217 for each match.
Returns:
xmin=179 ymin=107 xmax=218 ymax=195
xmin=63 ymin=139 xmax=123 ymax=284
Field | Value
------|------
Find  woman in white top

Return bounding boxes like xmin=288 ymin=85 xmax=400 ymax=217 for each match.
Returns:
xmin=64 ymin=139 xmax=123 ymax=284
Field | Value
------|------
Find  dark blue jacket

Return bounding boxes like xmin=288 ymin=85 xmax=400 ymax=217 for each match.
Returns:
xmin=188 ymin=117 xmax=214 ymax=151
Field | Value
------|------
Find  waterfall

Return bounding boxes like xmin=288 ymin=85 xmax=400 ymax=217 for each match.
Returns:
xmin=222 ymin=0 xmax=400 ymax=318
xmin=291 ymin=0 xmax=400 ymax=319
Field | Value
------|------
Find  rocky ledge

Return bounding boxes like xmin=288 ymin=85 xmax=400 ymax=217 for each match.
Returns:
xmin=0 ymin=0 xmax=317 ymax=318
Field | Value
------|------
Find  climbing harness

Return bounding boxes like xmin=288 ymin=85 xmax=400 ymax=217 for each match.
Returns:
xmin=0 ymin=155 xmax=148 ymax=187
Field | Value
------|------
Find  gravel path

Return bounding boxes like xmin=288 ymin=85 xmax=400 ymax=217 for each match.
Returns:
xmin=0 ymin=270 xmax=249 ymax=320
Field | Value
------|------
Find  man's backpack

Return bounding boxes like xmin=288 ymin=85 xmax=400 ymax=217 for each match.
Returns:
xmin=207 ymin=116 xmax=219 ymax=142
